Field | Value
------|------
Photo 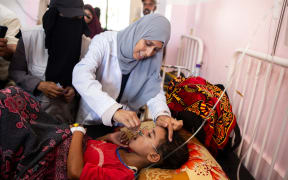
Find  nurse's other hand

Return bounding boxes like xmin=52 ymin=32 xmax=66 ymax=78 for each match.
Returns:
xmin=113 ymin=109 xmax=141 ymax=130
xmin=37 ymin=81 xmax=64 ymax=99
xmin=156 ymin=115 xmax=183 ymax=142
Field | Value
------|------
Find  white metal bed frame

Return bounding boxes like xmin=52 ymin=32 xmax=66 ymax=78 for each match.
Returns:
xmin=228 ymin=49 xmax=288 ymax=180
xmin=159 ymin=34 xmax=287 ymax=180
xmin=161 ymin=35 xmax=204 ymax=87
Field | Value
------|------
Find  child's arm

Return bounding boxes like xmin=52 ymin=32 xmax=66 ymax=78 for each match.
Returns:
xmin=67 ymin=130 xmax=128 ymax=179
xmin=67 ymin=131 xmax=85 ymax=179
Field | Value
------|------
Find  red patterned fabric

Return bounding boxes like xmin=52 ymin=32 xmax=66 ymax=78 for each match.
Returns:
xmin=166 ymin=77 xmax=236 ymax=155
xmin=0 ymin=86 xmax=72 ymax=179
xmin=81 ymin=140 xmax=135 ymax=180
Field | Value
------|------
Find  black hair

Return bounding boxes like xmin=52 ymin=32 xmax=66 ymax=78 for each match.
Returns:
xmin=94 ymin=7 xmax=101 ymax=19
xmin=155 ymin=130 xmax=189 ymax=169
xmin=84 ymin=4 xmax=95 ymax=19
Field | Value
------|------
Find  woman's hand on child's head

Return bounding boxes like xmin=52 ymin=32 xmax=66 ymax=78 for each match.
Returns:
xmin=156 ymin=115 xmax=183 ymax=142
xmin=109 ymin=131 xmax=129 ymax=147
xmin=113 ymin=109 xmax=141 ymax=130
xmin=171 ymin=118 xmax=183 ymax=131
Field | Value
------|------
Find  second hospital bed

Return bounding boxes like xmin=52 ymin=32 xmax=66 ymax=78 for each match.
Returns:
xmin=143 ymin=33 xmax=288 ymax=180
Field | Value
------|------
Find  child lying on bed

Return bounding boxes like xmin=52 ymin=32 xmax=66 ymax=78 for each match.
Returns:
xmin=68 ymin=124 xmax=189 ymax=179
xmin=0 ymin=86 xmax=189 ymax=179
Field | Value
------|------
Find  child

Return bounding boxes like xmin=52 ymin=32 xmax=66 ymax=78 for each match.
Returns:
xmin=0 ymin=86 xmax=188 ymax=179
xmin=68 ymin=124 xmax=189 ymax=179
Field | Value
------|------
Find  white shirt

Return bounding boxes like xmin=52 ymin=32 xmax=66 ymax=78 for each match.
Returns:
xmin=73 ymin=31 xmax=171 ymax=126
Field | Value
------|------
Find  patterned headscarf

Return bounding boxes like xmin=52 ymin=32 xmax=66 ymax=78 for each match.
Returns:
xmin=166 ymin=76 xmax=236 ymax=156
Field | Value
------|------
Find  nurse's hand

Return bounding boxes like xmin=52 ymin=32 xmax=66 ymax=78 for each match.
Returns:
xmin=113 ymin=109 xmax=141 ymax=130
xmin=156 ymin=115 xmax=183 ymax=142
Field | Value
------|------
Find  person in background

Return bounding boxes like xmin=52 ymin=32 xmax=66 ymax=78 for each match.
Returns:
xmin=0 ymin=4 xmax=21 ymax=89
xmin=131 ymin=0 xmax=157 ymax=23
xmin=84 ymin=4 xmax=103 ymax=38
xmin=73 ymin=14 xmax=182 ymax=141
xmin=142 ymin=0 xmax=157 ymax=15
xmin=9 ymin=0 xmax=91 ymax=123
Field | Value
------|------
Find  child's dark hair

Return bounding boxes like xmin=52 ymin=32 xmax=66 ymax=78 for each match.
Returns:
xmin=155 ymin=130 xmax=189 ymax=169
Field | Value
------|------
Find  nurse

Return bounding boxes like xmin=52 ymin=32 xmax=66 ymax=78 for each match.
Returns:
xmin=73 ymin=14 xmax=182 ymax=141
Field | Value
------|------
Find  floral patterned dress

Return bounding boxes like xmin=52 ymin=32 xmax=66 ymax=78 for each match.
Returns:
xmin=0 ymin=86 xmax=72 ymax=179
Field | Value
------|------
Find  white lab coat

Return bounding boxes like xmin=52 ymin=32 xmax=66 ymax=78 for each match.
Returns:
xmin=73 ymin=31 xmax=171 ymax=126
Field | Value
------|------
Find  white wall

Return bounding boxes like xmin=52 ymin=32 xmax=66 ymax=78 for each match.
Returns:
xmin=1 ymin=0 xmax=39 ymax=28
xmin=129 ymin=0 xmax=142 ymax=24
xmin=164 ymin=0 xmax=288 ymax=179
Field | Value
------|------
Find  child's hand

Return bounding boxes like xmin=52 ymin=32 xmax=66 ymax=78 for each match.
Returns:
xmin=109 ymin=131 xmax=129 ymax=147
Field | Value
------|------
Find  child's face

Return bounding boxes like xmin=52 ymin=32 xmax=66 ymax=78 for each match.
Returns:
xmin=129 ymin=126 xmax=166 ymax=157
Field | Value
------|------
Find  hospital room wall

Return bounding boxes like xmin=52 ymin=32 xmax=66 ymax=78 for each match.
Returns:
xmin=165 ymin=0 xmax=288 ymax=178
xmin=165 ymin=0 xmax=288 ymax=85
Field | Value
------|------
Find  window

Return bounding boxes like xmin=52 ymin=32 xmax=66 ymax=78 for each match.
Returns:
xmin=83 ymin=0 xmax=130 ymax=31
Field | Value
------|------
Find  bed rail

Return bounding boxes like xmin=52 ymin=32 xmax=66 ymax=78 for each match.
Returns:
xmin=177 ymin=35 xmax=204 ymax=77
xmin=228 ymin=49 xmax=288 ymax=180
xmin=161 ymin=35 xmax=204 ymax=87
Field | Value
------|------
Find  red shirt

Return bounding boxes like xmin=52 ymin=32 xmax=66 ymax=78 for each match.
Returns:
xmin=80 ymin=140 xmax=136 ymax=180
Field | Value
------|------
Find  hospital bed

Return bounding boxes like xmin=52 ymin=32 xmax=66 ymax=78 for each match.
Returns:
xmin=227 ymin=49 xmax=288 ymax=180
xmin=144 ymin=31 xmax=288 ymax=179
xmin=161 ymin=35 xmax=204 ymax=88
